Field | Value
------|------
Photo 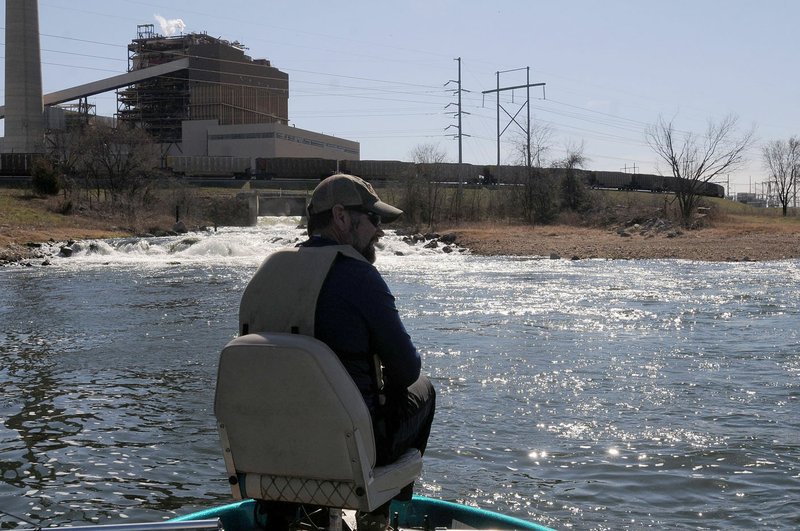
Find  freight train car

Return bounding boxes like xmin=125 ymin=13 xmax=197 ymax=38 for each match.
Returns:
xmin=587 ymin=170 xmax=724 ymax=198
xmin=699 ymin=181 xmax=725 ymax=198
xmin=589 ymin=171 xmax=637 ymax=190
xmin=0 ymin=153 xmax=36 ymax=176
xmin=490 ymin=164 xmax=529 ymax=183
xmin=339 ymin=159 xmax=414 ymax=181
xmin=254 ymin=157 xmax=338 ymax=180
xmin=653 ymin=175 xmax=725 ymax=198
xmin=415 ymin=162 xmax=486 ymax=183
xmin=632 ymin=173 xmax=669 ymax=193
xmin=166 ymin=156 xmax=251 ymax=178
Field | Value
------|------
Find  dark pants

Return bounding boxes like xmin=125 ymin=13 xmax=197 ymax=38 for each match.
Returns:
xmin=375 ymin=374 xmax=436 ymax=466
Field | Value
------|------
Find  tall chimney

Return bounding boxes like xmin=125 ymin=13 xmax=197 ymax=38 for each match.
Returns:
xmin=3 ymin=0 xmax=45 ymax=153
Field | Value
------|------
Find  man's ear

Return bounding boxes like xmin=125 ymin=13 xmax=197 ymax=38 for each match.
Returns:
xmin=331 ymin=204 xmax=349 ymax=230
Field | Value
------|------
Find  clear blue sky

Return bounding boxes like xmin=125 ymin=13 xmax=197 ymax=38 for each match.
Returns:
xmin=2 ymin=0 xmax=798 ymax=194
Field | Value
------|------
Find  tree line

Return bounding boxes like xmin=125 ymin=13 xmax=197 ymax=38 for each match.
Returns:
xmin=31 ymin=123 xmax=250 ymax=232
xmin=28 ymin=115 xmax=798 ymax=232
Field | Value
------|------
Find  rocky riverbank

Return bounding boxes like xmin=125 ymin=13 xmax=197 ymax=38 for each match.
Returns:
xmin=0 ymin=229 xmax=130 ymax=266
xmin=0 ymin=223 xmax=194 ymax=267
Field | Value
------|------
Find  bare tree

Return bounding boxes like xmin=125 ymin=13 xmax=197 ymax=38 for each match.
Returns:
xmin=646 ymin=114 xmax=754 ymax=224
xmin=552 ymin=139 xmax=588 ymax=170
xmin=401 ymin=143 xmax=449 ymax=228
xmin=762 ymin=137 xmax=799 ymax=216
xmin=511 ymin=121 xmax=555 ymax=168
xmin=47 ymin=129 xmax=84 ymax=178
xmin=75 ymin=124 xmax=161 ymax=218
xmin=553 ymin=140 xmax=591 ymax=212
xmin=508 ymin=136 xmax=576 ymax=225
xmin=410 ymin=142 xmax=448 ymax=165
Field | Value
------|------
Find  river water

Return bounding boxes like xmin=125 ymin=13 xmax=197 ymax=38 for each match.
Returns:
xmin=1 ymin=218 xmax=798 ymax=530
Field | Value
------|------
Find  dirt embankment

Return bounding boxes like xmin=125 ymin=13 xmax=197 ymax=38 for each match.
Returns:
xmin=448 ymin=220 xmax=800 ymax=262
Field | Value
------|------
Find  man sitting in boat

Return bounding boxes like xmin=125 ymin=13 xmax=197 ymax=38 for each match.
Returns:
xmin=239 ymin=174 xmax=436 ymax=530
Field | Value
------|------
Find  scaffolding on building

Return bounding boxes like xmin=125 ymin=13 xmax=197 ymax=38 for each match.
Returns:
xmin=117 ymin=24 xmax=289 ymax=146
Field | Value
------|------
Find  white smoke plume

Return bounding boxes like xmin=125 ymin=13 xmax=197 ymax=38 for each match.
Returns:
xmin=154 ymin=14 xmax=186 ymax=36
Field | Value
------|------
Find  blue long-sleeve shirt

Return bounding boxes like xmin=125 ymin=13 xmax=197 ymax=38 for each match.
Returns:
xmin=302 ymin=237 xmax=421 ymax=412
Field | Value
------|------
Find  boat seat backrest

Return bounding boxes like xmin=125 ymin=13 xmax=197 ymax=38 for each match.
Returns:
xmin=214 ymin=333 xmax=422 ymax=512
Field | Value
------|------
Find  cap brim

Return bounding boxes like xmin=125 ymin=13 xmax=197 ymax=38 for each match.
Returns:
xmin=368 ymin=200 xmax=403 ymax=223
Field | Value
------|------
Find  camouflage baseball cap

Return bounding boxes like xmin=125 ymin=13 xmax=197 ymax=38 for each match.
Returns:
xmin=307 ymin=173 xmax=403 ymax=222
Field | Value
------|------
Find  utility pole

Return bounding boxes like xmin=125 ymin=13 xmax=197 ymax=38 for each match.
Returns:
xmin=481 ymin=67 xmax=545 ymax=168
xmin=457 ymin=57 xmax=462 ymax=164
xmin=445 ymin=58 xmax=471 ymax=219
xmin=445 ymin=57 xmax=470 ymax=164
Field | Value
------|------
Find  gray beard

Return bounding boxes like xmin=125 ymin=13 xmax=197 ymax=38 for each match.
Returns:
xmin=348 ymin=227 xmax=377 ymax=263
xmin=362 ymin=243 xmax=376 ymax=264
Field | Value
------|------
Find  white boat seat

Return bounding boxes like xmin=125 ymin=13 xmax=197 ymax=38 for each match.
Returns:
xmin=214 ymin=332 xmax=423 ymax=512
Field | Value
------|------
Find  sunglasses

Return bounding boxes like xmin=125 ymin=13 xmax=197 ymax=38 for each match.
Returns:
xmin=347 ymin=208 xmax=381 ymax=228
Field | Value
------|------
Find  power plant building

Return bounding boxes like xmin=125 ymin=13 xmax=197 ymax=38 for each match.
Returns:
xmin=1 ymin=16 xmax=359 ymax=172
xmin=118 ymin=25 xmax=288 ymax=144
xmin=117 ymin=25 xmax=359 ymax=163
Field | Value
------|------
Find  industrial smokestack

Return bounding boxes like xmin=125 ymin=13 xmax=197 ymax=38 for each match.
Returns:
xmin=4 ymin=0 xmax=45 ymax=153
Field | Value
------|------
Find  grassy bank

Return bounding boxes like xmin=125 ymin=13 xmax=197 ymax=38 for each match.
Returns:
xmin=1 ymin=188 xmax=130 ymax=260
xmin=0 ymin=182 xmax=255 ymax=262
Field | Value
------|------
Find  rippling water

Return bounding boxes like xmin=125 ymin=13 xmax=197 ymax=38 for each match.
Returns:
xmin=1 ymin=219 xmax=799 ymax=530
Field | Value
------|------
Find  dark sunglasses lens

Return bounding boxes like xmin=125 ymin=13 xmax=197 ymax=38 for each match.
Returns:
xmin=366 ymin=212 xmax=381 ymax=227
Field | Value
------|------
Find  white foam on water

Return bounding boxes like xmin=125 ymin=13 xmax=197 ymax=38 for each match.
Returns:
xmin=48 ymin=217 xmax=466 ymax=269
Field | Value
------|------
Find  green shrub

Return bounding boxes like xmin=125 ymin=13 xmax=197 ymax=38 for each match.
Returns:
xmin=31 ymin=158 xmax=61 ymax=196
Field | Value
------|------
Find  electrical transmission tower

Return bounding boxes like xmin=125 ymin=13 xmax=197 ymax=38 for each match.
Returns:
xmin=445 ymin=57 xmax=470 ymax=164
xmin=481 ymin=67 xmax=545 ymax=167
xmin=443 ymin=58 xmax=473 ymax=219
xmin=621 ymin=163 xmax=638 ymax=174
